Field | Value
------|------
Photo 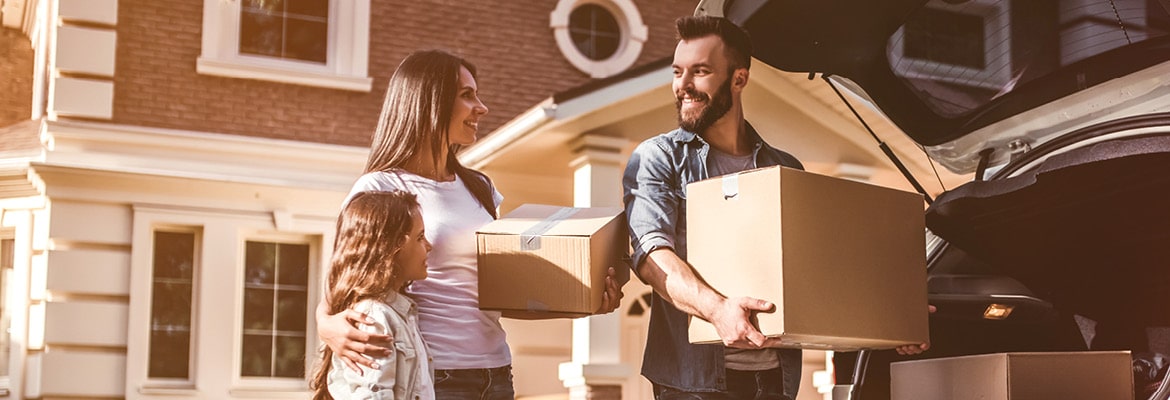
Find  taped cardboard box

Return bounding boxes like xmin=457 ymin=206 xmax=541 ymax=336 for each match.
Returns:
xmin=891 ymin=351 xmax=1134 ymax=400
xmin=477 ymin=204 xmax=630 ymax=318
xmin=686 ymin=166 xmax=929 ymax=350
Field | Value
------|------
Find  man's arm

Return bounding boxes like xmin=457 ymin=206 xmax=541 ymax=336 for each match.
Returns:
xmin=623 ymin=139 xmax=773 ymax=348
xmin=638 ymin=247 xmax=775 ymax=348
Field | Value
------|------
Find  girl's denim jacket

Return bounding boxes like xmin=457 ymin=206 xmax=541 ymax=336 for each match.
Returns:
xmin=328 ymin=293 xmax=434 ymax=399
xmin=621 ymin=124 xmax=803 ymax=396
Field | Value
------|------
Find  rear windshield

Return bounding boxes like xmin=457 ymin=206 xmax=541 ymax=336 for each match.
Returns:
xmin=888 ymin=0 xmax=1170 ymax=117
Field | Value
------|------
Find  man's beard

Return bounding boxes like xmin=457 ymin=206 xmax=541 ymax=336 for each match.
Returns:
xmin=676 ymin=77 xmax=733 ymax=133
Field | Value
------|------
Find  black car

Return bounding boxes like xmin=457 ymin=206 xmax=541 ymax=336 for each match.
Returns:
xmin=699 ymin=0 xmax=1170 ymax=398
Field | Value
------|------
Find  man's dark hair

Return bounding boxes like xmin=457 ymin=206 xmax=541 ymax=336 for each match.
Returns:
xmin=676 ymin=16 xmax=752 ymax=71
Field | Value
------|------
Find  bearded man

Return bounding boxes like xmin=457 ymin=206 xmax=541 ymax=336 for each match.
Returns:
xmin=622 ymin=16 xmax=806 ymax=400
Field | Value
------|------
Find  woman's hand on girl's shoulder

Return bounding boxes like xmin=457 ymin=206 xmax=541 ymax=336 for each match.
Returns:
xmin=320 ymin=308 xmax=393 ymax=374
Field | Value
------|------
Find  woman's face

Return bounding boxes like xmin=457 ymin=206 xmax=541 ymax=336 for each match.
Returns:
xmin=394 ymin=210 xmax=431 ymax=282
xmin=446 ymin=66 xmax=488 ymax=146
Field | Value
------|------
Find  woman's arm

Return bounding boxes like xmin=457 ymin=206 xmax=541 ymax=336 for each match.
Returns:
xmin=317 ymin=298 xmax=393 ymax=372
xmin=333 ymin=301 xmax=398 ymax=398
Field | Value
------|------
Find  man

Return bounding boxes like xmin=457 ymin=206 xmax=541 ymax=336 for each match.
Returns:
xmin=622 ymin=16 xmax=804 ymax=400
xmin=623 ymin=16 xmax=927 ymax=399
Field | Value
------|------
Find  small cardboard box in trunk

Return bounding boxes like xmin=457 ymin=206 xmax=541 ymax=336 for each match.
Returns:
xmin=686 ymin=166 xmax=929 ymax=350
xmin=891 ymin=351 xmax=1134 ymax=400
xmin=477 ymin=204 xmax=629 ymax=318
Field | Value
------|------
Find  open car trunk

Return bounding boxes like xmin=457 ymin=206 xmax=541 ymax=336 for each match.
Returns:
xmin=926 ymin=132 xmax=1170 ymax=329
xmin=711 ymin=0 xmax=1170 ymax=397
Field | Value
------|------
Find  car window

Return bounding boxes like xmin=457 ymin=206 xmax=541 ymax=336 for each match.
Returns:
xmin=888 ymin=0 xmax=1170 ymax=117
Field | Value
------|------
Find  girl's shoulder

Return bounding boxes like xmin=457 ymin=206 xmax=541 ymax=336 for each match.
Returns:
xmin=350 ymin=298 xmax=394 ymax=321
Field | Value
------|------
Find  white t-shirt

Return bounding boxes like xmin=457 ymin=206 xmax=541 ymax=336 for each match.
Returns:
xmin=346 ymin=170 xmax=510 ymax=370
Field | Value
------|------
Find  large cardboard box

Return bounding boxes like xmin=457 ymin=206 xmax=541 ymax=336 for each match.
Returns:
xmin=891 ymin=351 xmax=1134 ymax=400
xmin=477 ymin=204 xmax=629 ymax=318
xmin=686 ymin=166 xmax=928 ymax=350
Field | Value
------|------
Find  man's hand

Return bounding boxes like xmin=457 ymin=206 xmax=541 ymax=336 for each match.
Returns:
xmin=708 ymin=296 xmax=775 ymax=349
xmin=895 ymin=304 xmax=936 ymax=356
xmin=318 ymin=307 xmax=393 ymax=373
xmin=595 ymin=267 xmax=626 ymax=314
xmin=895 ymin=341 xmax=930 ymax=356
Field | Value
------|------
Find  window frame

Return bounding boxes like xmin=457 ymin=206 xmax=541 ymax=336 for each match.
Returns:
xmin=197 ymin=0 xmax=373 ymax=92
xmin=231 ymin=231 xmax=320 ymax=391
xmin=550 ymin=0 xmax=648 ymax=78
xmin=144 ymin=226 xmax=203 ymax=387
xmin=127 ymin=207 xmax=331 ymax=399
xmin=0 ymin=232 xmax=14 ymax=396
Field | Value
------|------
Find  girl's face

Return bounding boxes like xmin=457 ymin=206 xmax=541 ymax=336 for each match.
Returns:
xmin=395 ymin=210 xmax=431 ymax=282
xmin=446 ymin=66 xmax=488 ymax=146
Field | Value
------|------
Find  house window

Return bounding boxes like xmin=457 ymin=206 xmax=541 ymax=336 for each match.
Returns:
xmin=569 ymin=4 xmax=621 ymax=61
xmin=240 ymin=241 xmax=309 ymax=378
xmin=129 ymin=208 xmax=331 ymax=397
xmin=239 ymin=0 xmax=329 ymax=63
xmin=148 ymin=231 xmax=198 ymax=380
xmin=551 ymin=0 xmax=648 ymax=78
xmin=197 ymin=0 xmax=373 ymax=91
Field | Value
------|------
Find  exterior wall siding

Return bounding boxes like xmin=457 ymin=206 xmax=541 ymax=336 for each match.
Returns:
xmin=112 ymin=0 xmax=695 ymax=147
xmin=38 ymin=200 xmax=132 ymax=398
xmin=0 ymin=27 xmax=34 ymax=130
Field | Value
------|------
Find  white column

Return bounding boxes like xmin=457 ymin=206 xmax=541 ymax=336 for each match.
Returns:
xmin=559 ymin=134 xmax=630 ymax=399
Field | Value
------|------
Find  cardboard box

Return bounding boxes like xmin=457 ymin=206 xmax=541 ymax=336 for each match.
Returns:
xmin=477 ymin=204 xmax=630 ymax=318
xmin=686 ymin=166 xmax=929 ymax=350
xmin=891 ymin=351 xmax=1134 ymax=400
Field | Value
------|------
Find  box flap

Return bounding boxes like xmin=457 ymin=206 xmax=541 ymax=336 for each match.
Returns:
xmin=477 ymin=204 xmax=624 ymax=237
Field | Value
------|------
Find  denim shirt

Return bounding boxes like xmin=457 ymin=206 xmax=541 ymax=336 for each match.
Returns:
xmin=622 ymin=123 xmax=803 ymax=396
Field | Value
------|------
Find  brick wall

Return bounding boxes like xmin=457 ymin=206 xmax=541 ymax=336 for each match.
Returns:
xmin=0 ymin=27 xmax=34 ymax=130
xmin=113 ymin=0 xmax=695 ymax=147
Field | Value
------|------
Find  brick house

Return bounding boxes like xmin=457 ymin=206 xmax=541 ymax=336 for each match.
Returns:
xmin=0 ymin=0 xmax=967 ymax=399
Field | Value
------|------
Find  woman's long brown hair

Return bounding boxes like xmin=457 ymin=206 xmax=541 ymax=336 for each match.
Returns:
xmin=309 ymin=190 xmax=420 ymax=400
xmin=364 ymin=49 xmax=497 ymax=218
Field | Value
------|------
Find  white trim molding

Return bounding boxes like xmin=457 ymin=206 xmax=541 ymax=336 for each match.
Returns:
xmin=38 ymin=120 xmax=367 ymax=191
xmin=197 ymin=0 xmax=373 ymax=92
xmin=550 ymin=0 xmax=647 ymax=79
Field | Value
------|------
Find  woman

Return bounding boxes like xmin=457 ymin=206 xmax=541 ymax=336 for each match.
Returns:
xmin=318 ymin=49 xmax=624 ymax=399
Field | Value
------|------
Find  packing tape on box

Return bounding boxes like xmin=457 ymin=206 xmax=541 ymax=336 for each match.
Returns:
xmin=520 ymin=207 xmax=582 ymax=251
xmin=722 ymin=173 xmax=739 ymax=200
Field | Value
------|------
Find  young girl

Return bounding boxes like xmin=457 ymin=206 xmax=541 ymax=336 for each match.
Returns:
xmin=310 ymin=190 xmax=434 ymax=400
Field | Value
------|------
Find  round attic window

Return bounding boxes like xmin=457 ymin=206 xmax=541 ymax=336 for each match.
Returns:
xmin=569 ymin=4 xmax=621 ymax=60
xmin=551 ymin=0 xmax=647 ymax=78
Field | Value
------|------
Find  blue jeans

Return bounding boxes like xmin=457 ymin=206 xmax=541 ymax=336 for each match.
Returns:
xmin=652 ymin=367 xmax=792 ymax=400
xmin=434 ymin=366 xmax=515 ymax=400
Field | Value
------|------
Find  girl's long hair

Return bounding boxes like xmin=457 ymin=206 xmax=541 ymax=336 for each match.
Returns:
xmin=364 ymin=49 xmax=497 ymax=218
xmin=309 ymin=190 xmax=421 ymax=400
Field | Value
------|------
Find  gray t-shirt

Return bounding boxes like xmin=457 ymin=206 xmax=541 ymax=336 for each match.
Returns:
xmin=707 ymin=148 xmax=780 ymax=371
xmin=707 ymin=147 xmax=755 ymax=177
